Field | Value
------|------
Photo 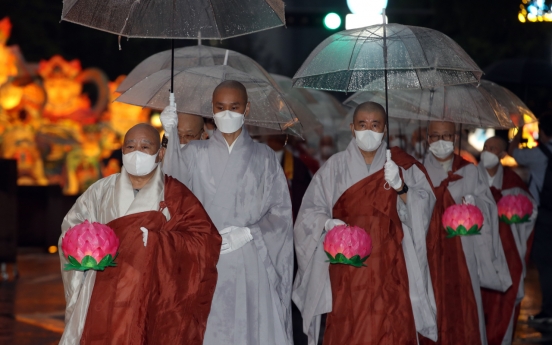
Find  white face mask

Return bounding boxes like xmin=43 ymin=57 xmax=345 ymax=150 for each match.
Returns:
xmin=390 ymin=138 xmax=404 ymax=148
xmin=355 ymin=129 xmax=384 ymax=152
xmin=414 ymin=142 xmax=426 ymax=156
xmin=480 ymin=151 xmax=500 ymax=168
xmin=180 ymin=144 xmax=186 ymax=149
xmin=123 ymin=150 xmax=159 ymax=176
xmin=429 ymin=140 xmax=455 ymax=159
xmin=213 ymin=109 xmax=245 ymax=134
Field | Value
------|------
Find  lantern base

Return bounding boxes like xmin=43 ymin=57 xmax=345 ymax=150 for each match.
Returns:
xmin=325 ymin=252 xmax=369 ymax=268
xmin=445 ymin=225 xmax=481 ymax=238
xmin=499 ymin=214 xmax=531 ymax=225
xmin=63 ymin=253 xmax=118 ymax=271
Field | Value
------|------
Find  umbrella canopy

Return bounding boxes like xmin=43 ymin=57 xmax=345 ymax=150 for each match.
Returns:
xmin=484 ymin=58 xmax=552 ymax=88
xmin=61 ymin=0 xmax=285 ymax=39
xmin=292 ymin=23 xmax=482 ymax=93
xmin=116 ymin=65 xmax=299 ymax=133
xmin=118 ymin=45 xmax=281 ymax=92
xmin=343 ymin=83 xmax=515 ymax=129
xmin=478 ymin=80 xmax=537 ymax=126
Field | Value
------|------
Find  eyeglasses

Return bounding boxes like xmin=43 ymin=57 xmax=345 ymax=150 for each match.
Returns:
xmin=178 ymin=129 xmax=204 ymax=142
xmin=428 ymin=134 xmax=454 ymax=142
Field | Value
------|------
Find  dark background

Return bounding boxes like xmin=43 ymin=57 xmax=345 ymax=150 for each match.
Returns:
xmin=1 ymin=0 xmax=552 ymax=113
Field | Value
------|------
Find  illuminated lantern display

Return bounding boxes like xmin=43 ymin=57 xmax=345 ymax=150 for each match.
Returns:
xmin=442 ymin=204 xmax=484 ymax=238
xmin=0 ymin=17 xmax=18 ymax=86
xmin=497 ymin=194 xmax=533 ymax=224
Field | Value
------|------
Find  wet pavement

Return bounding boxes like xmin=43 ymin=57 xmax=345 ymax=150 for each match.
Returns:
xmin=0 ymin=248 xmax=551 ymax=345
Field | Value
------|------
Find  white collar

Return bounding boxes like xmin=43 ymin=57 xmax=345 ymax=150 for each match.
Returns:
xmin=224 ymin=130 xmax=242 ymax=153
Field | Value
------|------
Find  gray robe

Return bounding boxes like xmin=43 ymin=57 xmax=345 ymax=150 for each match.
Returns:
xmin=293 ymin=139 xmax=437 ymax=345
xmin=58 ymin=166 xmax=169 ymax=345
xmin=424 ymin=153 xmax=512 ymax=345
xmin=478 ymin=163 xmax=537 ymax=345
xmin=163 ymin=127 xmax=294 ymax=345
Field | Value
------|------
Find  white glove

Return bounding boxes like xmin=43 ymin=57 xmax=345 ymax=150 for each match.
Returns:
xmin=384 ymin=158 xmax=403 ymax=190
xmin=463 ymin=194 xmax=476 ymax=205
xmin=160 ymin=105 xmax=178 ymax=137
xmin=140 ymin=227 xmax=148 ymax=247
xmin=220 ymin=226 xmax=253 ymax=255
xmin=324 ymin=219 xmax=346 ymax=232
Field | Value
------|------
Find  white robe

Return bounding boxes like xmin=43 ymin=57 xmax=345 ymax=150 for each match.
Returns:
xmin=478 ymin=163 xmax=537 ymax=345
xmin=58 ymin=166 xmax=169 ymax=345
xmin=293 ymin=139 xmax=437 ymax=345
xmin=424 ymin=153 xmax=512 ymax=345
xmin=163 ymin=127 xmax=294 ymax=345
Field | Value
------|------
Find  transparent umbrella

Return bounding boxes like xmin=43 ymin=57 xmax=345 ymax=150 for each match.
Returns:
xmin=478 ymin=80 xmax=537 ymax=127
xmin=116 ymin=65 xmax=299 ymax=133
xmin=118 ymin=45 xmax=281 ymax=92
xmin=292 ymin=23 xmax=482 ymax=93
xmin=61 ymin=0 xmax=285 ymax=40
xmin=343 ymin=83 xmax=515 ymax=129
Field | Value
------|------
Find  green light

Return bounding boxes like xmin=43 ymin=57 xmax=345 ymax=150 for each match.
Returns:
xmin=324 ymin=13 xmax=342 ymax=30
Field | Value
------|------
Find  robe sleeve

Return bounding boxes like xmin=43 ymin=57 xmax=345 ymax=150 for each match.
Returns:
xmin=247 ymin=162 xmax=295 ymax=340
xmin=501 ymin=187 xmax=537 ymax=301
xmin=397 ymin=165 xmax=438 ymax=341
xmin=292 ymin=165 xmax=335 ymax=345
xmin=58 ymin=181 xmax=103 ymax=345
xmin=162 ymin=126 xmax=194 ymax=186
xmin=467 ymin=167 xmax=512 ymax=291
xmin=145 ymin=181 xmax=221 ymax=344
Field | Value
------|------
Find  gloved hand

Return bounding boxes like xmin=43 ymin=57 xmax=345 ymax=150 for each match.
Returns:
xmin=160 ymin=104 xmax=178 ymax=137
xmin=140 ymin=227 xmax=148 ymax=247
xmin=220 ymin=226 xmax=253 ymax=255
xmin=324 ymin=219 xmax=346 ymax=232
xmin=463 ymin=194 xmax=475 ymax=205
xmin=384 ymin=159 xmax=403 ymax=190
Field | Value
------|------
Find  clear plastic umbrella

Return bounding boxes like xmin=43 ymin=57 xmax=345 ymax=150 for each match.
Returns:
xmin=478 ymin=80 xmax=537 ymax=127
xmin=116 ymin=65 xmax=299 ymax=133
xmin=292 ymin=23 xmax=482 ymax=93
xmin=61 ymin=0 xmax=285 ymax=40
xmin=343 ymin=83 xmax=515 ymax=129
xmin=118 ymin=45 xmax=281 ymax=92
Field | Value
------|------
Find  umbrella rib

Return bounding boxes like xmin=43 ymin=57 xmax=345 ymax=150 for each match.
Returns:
xmin=345 ymin=30 xmax=365 ymax=93
xmin=207 ymin=0 xmax=222 ymax=39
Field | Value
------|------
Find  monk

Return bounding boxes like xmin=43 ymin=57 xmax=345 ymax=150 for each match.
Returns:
xmin=293 ymin=101 xmax=437 ymax=345
xmin=421 ymin=121 xmax=511 ymax=345
xmin=160 ymin=80 xmax=294 ymax=345
xmin=479 ymin=136 xmax=537 ymax=345
xmin=58 ymin=124 xmax=221 ymax=345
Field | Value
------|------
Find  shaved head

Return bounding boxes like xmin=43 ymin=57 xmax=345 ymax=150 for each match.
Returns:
xmin=177 ymin=113 xmax=205 ymax=144
xmin=428 ymin=120 xmax=456 ymax=134
xmin=213 ymin=80 xmax=248 ymax=104
xmin=353 ymin=102 xmax=387 ymax=123
xmin=124 ymin=123 xmax=161 ymax=151
xmin=483 ymin=136 xmax=507 ymax=157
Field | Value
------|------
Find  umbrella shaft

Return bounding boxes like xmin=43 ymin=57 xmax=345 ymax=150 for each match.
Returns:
xmin=171 ymin=39 xmax=175 ymax=93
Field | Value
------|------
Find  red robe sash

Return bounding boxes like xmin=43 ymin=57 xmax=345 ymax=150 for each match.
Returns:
xmin=80 ymin=176 xmax=221 ymax=345
xmin=323 ymin=148 xmax=425 ymax=345
xmin=419 ymin=154 xmax=481 ymax=345
xmin=481 ymin=167 xmax=526 ymax=345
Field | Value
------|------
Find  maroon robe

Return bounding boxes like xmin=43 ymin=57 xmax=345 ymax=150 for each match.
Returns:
xmin=324 ymin=148 xmax=427 ymax=345
xmin=419 ymin=155 xmax=481 ymax=345
xmin=80 ymin=176 xmax=221 ymax=345
xmin=481 ymin=167 xmax=528 ymax=345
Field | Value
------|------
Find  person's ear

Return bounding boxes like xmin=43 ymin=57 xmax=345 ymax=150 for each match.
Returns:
xmin=244 ymin=102 xmax=251 ymax=117
xmin=499 ymin=151 xmax=506 ymax=159
xmin=157 ymin=147 xmax=166 ymax=162
xmin=350 ymin=123 xmax=356 ymax=138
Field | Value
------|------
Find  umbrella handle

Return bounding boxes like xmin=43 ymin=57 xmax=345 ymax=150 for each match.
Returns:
xmin=383 ymin=149 xmax=392 ymax=190
xmin=164 ymin=93 xmax=176 ymax=138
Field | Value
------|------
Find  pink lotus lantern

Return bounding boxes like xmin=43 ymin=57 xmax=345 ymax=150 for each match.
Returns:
xmin=323 ymin=225 xmax=372 ymax=268
xmin=442 ymin=204 xmax=484 ymax=238
xmin=61 ymin=220 xmax=120 ymax=271
xmin=497 ymin=194 xmax=533 ymax=224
